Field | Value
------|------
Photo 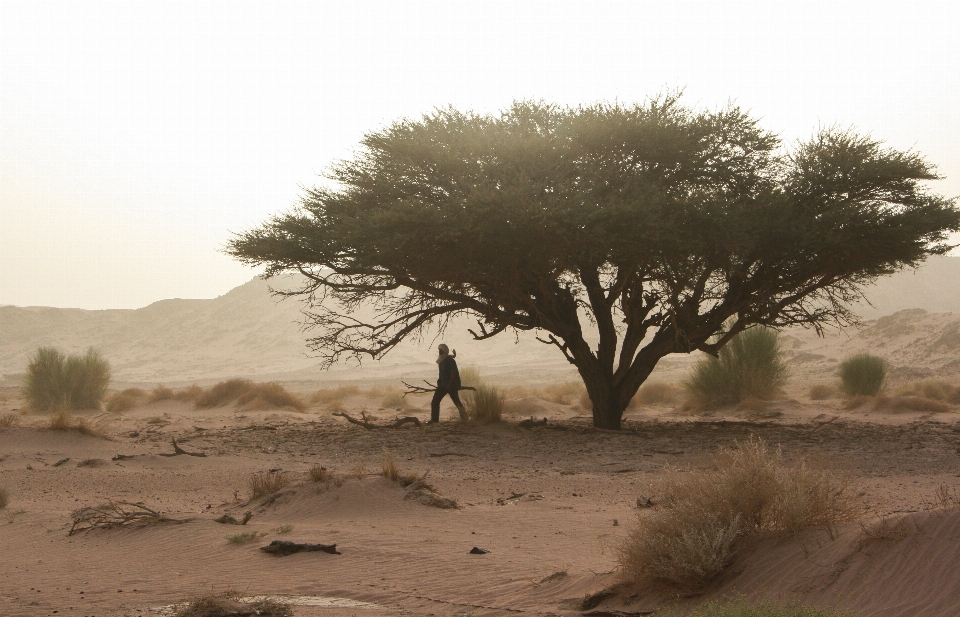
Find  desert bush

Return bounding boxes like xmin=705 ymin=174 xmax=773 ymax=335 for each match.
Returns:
xmin=838 ymin=353 xmax=887 ymax=396
xmin=684 ymin=327 xmax=787 ymax=410
xmin=226 ymin=531 xmax=265 ymax=545
xmin=618 ymin=438 xmax=852 ymax=588
xmin=309 ymin=385 xmax=360 ymax=404
xmin=381 ymin=452 xmax=419 ymax=486
xmin=23 ymin=347 xmax=111 ymax=411
xmin=632 ymin=382 xmax=684 ymax=407
xmin=808 ymin=383 xmax=837 ymax=400
xmin=195 ymin=378 xmax=255 ymax=408
xmin=0 ymin=412 xmax=20 ymax=428
xmin=236 ymin=382 xmax=306 ymax=412
xmin=106 ymin=393 xmax=139 ymax=412
xmin=875 ymin=395 xmax=949 ymax=413
xmin=307 ymin=464 xmax=329 ymax=482
xmin=381 ymin=389 xmax=406 ymax=409
xmin=148 ymin=385 xmax=175 ymax=402
xmin=657 ymin=600 xmax=856 ymax=617
xmin=248 ymin=471 xmax=291 ymax=499
xmin=895 ymin=379 xmax=959 ymax=403
xmin=273 ymin=524 xmax=293 ymax=534
xmin=45 ymin=410 xmax=97 ymax=435
xmin=175 ymin=592 xmax=292 ymax=617
xmin=539 ymin=381 xmax=585 ymax=405
xmin=464 ymin=383 xmax=505 ymax=423
xmin=0 ymin=487 xmax=8 ymax=509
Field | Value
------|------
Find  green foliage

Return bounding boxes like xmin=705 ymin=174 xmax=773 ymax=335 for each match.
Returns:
xmin=838 ymin=353 xmax=888 ymax=396
xmin=228 ymin=97 xmax=959 ymax=430
xmin=684 ymin=327 xmax=787 ymax=409
xmin=23 ymin=347 xmax=111 ymax=411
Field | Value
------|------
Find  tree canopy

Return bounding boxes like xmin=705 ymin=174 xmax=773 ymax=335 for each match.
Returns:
xmin=227 ymin=97 xmax=959 ymax=429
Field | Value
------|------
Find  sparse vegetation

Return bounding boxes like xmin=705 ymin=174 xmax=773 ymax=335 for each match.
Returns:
xmin=195 ymin=378 xmax=255 ymax=408
xmin=23 ymin=347 xmax=111 ymax=411
xmin=248 ymin=471 xmax=291 ymax=499
xmin=45 ymin=410 xmax=98 ymax=435
xmin=839 ymin=353 xmax=887 ymax=397
xmin=106 ymin=387 xmax=147 ymax=412
xmin=175 ymin=592 xmax=292 ymax=617
xmin=382 ymin=452 xmax=419 ymax=487
xmin=236 ymin=382 xmax=306 ymax=412
xmin=617 ymin=438 xmax=852 ymax=588
xmin=684 ymin=326 xmax=787 ymax=410
xmin=0 ymin=412 xmax=21 ymax=428
xmin=808 ymin=384 xmax=837 ymax=400
xmin=309 ymin=385 xmax=360 ymax=404
xmin=226 ymin=531 xmax=265 ymax=545
xmin=273 ymin=524 xmax=293 ymax=534
xmin=631 ymin=382 xmax=684 ymax=407
xmin=657 ymin=600 xmax=856 ymax=617
xmin=464 ymin=384 xmax=504 ymax=423
xmin=895 ymin=380 xmax=960 ymax=403
xmin=0 ymin=487 xmax=8 ymax=509
xmin=307 ymin=464 xmax=329 ymax=483
xmin=875 ymin=395 xmax=949 ymax=413
xmin=539 ymin=382 xmax=585 ymax=405
xmin=380 ymin=389 xmax=406 ymax=409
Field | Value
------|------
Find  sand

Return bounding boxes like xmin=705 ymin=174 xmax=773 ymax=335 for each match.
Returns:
xmin=2 ymin=385 xmax=960 ymax=617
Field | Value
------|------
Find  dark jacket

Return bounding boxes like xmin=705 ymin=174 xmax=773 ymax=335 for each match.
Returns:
xmin=438 ymin=356 xmax=461 ymax=391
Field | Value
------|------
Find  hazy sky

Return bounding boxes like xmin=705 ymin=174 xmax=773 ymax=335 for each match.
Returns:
xmin=2 ymin=1 xmax=958 ymax=309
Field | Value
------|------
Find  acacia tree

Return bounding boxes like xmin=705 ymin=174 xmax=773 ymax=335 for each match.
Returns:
xmin=227 ymin=98 xmax=958 ymax=430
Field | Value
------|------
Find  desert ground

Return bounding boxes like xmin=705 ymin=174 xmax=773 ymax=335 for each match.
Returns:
xmin=3 ymin=375 xmax=960 ymax=617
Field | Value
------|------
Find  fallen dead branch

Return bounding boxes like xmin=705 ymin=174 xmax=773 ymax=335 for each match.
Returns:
xmin=158 ymin=437 xmax=206 ymax=457
xmin=69 ymin=501 xmax=190 ymax=535
xmin=519 ymin=417 xmax=549 ymax=429
xmin=401 ymin=380 xmax=476 ymax=396
xmin=215 ymin=511 xmax=252 ymax=525
xmin=260 ymin=540 xmax=340 ymax=555
xmin=333 ymin=411 xmax=421 ymax=429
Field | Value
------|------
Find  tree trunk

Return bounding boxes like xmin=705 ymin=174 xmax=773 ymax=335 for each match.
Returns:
xmin=583 ymin=378 xmax=627 ymax=430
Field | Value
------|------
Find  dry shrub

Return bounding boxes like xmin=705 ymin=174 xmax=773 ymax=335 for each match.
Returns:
xmin=0 ymin=412 xmax=21 ymax=428
xmin=657 ymin=600 xmax=855 ymax=617
xmin=105 ymin=393 xmax=138 ymax=412
xmin=148 ymin=385 xmax=175 ymax=402
xmin=307 ymin=464 xmax=329 ymax=483
xmin=808 ymin=383 xmax=837 ymax=400
xmin=684 ymin=327 xmax=787 ymax=410
xmin=896 ymin=380 xmax=960 ymax=403
xmin=380 ymin=390 xmax=406 ymax=409
xmin=631 ymin=382 xmax=683 ymax=407
xmin=23 ymin=347 xmax=111 ymax=411
xmin=226 ymin=531 xmax=264 ymax=545
xmin=381 ymin=453 xmax=419 ymax=487
xmin=618 ymin=438 xmax=852 ymax=589
xmin=195 ymin=379 xmax=254 ymax=408
xmin=236 ymin=382 xmax=306 ymax=412
xmin=464 ymin=384 xmax=504 ymax=423
xmin=539 ymin=382 xmax=586 ymax=405
xmin=248 ymin=471 xmax=291 ymax=499
xmin=309 ymin=385 xmax=360 ymax=404
xmin=875 ymin=395 xmax=949 ymax=413
xmin=0 ymin=487 xmax=8 ymax=509
xmin=175 ymin=592 xmax=292 ymax=617
xmin=46 ymin=410 xmax=98 ymax=435
xmin=839 ymin=353 xmax=887 ymax=396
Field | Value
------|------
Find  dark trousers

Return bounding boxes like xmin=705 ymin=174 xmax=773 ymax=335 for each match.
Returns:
xmin=431 ymin=388 xmax=464 ymax=422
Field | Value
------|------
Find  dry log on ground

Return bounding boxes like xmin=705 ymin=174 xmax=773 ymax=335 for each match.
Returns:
xmin=260 ymin=540 xmax=340 ymax=555
xmin=333 ymin=411 xmax=422 ymax=429
xmin=214 ymin=511 xmax=252 ymax=525
xmin=69 ymin=501 xmax=190 ymax=535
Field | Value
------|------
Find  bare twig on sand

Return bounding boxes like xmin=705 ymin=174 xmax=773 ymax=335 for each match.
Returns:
xmin=401 ymin=380 xmax=476 ymax=397
xmin=159 ymin=437 xmax=207 ymax=457
xmin=69 ymin=501 xmax=190 ymax=535
xmin=333 ymin=411 xmax=422 ymax=429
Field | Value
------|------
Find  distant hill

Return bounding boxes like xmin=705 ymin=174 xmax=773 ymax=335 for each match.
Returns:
xmin=3 ymin=257 xmax=960 ymax=385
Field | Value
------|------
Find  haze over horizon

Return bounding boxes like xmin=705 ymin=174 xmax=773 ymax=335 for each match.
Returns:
xmin=2 ymin=1 xmax=959 ymax=310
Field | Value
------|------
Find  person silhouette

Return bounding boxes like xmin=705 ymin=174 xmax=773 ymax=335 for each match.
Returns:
xmin=430 ymin=343 xmax=466 ymax=423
